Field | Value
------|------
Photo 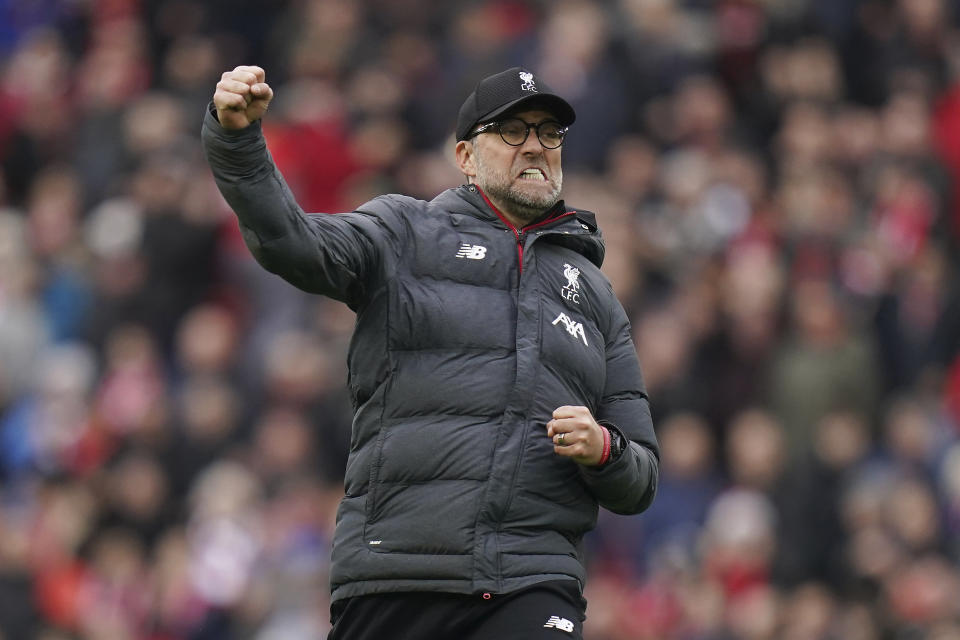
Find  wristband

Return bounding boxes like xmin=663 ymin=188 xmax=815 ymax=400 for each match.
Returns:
xmin=598 ymin=425 xmax=612 ymax=466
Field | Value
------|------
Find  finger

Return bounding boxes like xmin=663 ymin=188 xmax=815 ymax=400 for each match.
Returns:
xmin=553 ymin=432 xmax=575 ymax=447
xmin=234 ymin=65 xmax=266 ymax=83
xmin=552 ymin=405 xmax=587 ymax=420
xmin=222 ymin=70 xmax=257 ymax=87
xmin=548 ymin=416 xmax=588 ymax=434
xmin=554 ymin=438 xmax=597 ymax=465
xmin=250 ymin=83 xmax=273 ymax=101
xmin=217 ymin=78 xmax=254 ymax=96
xmin=213 ymin=90 xmax=248 ymax=111
xmin=546 ymin=420 xmax=572 ymax=438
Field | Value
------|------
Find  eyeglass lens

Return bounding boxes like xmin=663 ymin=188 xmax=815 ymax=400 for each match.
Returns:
xmin=498 ymin=118 xmax=565 ymax=148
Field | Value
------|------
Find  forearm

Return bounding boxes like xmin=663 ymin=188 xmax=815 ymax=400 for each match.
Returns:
xmin=200 ymin=103 xmax=307 ymax=244
xmin=202 ymin=105 xmax=385 ymax=304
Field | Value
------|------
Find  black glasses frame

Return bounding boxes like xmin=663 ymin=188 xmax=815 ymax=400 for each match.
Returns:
xmin=468 ymin=117 xmax=568 ymax=149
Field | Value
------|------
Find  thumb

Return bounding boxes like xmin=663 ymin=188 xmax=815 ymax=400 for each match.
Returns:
xmin=247 ymin=82 xmax=274 ymax=119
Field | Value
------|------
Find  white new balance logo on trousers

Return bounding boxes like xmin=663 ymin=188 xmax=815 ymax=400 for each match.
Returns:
xmin=543 ymin=616 xmax=575 ymax=632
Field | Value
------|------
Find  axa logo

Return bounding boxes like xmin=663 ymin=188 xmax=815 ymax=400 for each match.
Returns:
xmin=519 ymin=71 xmax=537 ymax=92
xmin=552 ymin=312 xmax=588 ymax=346
xmin=561 ymin=263 xmax=581 ymax=304
xmin=455 ymin=243 xmax=487 ymax=260
xmin=543 ymin=616 xmax=574 ymax=633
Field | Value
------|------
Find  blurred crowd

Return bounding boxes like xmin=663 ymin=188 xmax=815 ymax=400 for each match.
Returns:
xmin=1 ymin=0 xmax=960 ymax=638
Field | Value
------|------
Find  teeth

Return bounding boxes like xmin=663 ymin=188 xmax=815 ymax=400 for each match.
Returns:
xmin=521 ymin=169 xmax=546 ymax=181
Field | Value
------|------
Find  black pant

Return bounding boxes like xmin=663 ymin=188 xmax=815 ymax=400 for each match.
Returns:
xmin=328 ymin=580 xmax=586 ymax=640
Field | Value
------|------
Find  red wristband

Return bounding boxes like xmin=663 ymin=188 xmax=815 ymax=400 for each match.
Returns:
xmin=598 ymin=426 xmax=612 ymax=466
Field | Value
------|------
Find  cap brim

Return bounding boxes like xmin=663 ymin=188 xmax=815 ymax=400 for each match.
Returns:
xmin=481 ymin=93 xmax=575 ymax=126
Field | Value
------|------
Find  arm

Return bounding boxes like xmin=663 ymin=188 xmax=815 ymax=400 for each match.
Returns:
xmin=548 ymin=300 xmax=659 ymax=515
xmin=200 ymin=66 xmax=383 ymax=307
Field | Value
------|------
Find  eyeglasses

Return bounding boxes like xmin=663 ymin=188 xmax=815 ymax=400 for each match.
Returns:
xmin=468 ymin=117 xmax=568 ymax=149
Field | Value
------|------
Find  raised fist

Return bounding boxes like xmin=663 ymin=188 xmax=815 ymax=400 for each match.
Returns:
xmin=213 ymin=65 xmax=274 ymax=130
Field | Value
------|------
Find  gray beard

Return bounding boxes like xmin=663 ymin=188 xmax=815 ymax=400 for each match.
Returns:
xmin=475 ymin=153 xmax=562 ymax=226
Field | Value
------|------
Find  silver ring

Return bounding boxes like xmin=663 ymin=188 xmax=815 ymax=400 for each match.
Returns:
xmin=557 ymin=433 xmax=565 ymax=446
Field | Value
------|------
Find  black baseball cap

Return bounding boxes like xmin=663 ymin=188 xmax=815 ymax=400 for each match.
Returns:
xmin=455 ymin=67 xmax=576 ymax=141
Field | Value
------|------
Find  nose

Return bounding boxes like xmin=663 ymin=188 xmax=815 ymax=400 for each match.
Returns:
xmin=519 ymin=127 xmax=546 ymax=154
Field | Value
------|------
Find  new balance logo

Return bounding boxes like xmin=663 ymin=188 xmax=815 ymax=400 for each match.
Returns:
xmin=552 ymin=313 xmax=588 ymax=346
xmin=455 ymin=243 xmax=487 ymax=260
xmin=543 ymin=616 xmax=575 ymax=632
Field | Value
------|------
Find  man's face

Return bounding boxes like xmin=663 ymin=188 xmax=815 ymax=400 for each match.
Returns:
xmin=470 ymin=109 xmax=564 ymax=225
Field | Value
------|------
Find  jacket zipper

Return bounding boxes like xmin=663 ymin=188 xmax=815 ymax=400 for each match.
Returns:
xmin=471 ymin=186 xmax=590 ymax=586
xmin=476 ymin=187 xmax=576 ymax=274
xmin=514 ymin=213 xmax=576 ymax=273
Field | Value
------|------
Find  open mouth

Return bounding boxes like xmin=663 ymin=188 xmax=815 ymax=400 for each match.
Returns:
xmin=519 ymin=168 xmax=547 ymax=181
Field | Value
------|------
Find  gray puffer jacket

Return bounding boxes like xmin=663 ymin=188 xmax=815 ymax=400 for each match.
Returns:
xmin=201 ymin=106 xmax=659 ymax=603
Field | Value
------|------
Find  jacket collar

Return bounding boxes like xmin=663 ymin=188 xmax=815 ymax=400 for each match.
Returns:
xmin=431 ymin=185 xmax=605 ymax=268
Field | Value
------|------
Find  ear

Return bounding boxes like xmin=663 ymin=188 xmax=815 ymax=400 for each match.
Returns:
xmin=455 ymin=140 xmax=478 ymax=180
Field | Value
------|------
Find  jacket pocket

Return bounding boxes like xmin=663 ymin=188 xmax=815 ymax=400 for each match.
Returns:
xmin=361 ymin=425 xmax=389 ymax=546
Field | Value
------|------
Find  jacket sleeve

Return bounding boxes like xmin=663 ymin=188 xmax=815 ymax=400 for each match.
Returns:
xmin=578 ymin=296 xmax=659 ymax=515
xmin=200 ymin=104 xmax=387 ymax=308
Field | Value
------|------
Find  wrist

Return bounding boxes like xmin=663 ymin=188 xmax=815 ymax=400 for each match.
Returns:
xmin=597 ymin=426 xmax=612 ymax=466
xmin=599 ymin=422 xmax=627 ymax=465
xmin=206 ymin=102 xmax=261 ymax=136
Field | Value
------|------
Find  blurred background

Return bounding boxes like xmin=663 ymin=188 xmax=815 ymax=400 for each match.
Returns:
xmin=1 ymin=0 xmax=960 ymax=638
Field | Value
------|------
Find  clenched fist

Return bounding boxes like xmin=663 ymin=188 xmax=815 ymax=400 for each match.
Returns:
xmin=546 ymin=405 xmax=607 ymax=466
xmin=213 ymin=65 xmax=274 ymax=130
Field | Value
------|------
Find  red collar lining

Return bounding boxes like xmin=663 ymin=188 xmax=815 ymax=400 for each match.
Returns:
xmin=476 ymin=186 xmax=575 ymax=233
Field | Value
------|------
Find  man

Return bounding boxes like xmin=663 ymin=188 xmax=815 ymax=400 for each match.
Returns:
xmin=202 ymin=65 xmax=659 ymax=640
